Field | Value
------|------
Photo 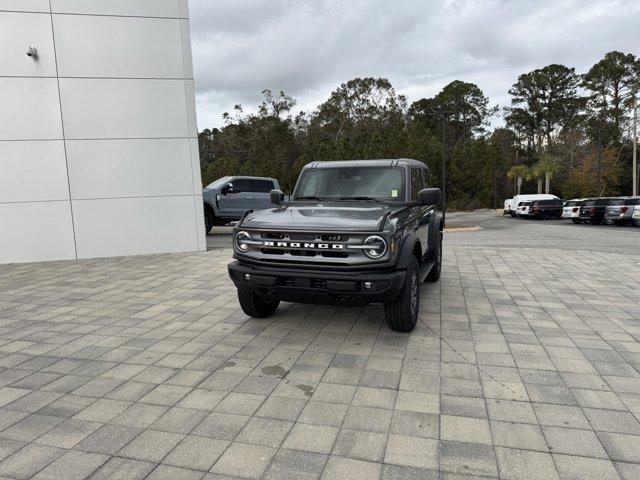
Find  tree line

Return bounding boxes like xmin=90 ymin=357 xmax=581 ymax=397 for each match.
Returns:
xmin=199 ymin=51 xmax=639 ymax=208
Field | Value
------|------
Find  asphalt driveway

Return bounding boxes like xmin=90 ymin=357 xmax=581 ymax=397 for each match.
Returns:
xmin=1 ymin=215 xmax=640 ymax=479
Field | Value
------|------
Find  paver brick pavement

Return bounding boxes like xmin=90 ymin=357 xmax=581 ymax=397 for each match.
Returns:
xmin=0 ymin=238 xmax=639 ymax=478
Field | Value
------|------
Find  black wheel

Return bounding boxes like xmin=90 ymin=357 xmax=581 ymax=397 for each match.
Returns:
xmin=425 ymin=231 xmax=442 ymax=282
xmin=238 ymin=290 xmax=279 ymax=318
xmin=542 ymin=211 xmax=553 ymax=220
xmin=384 ymin=256 xmax=419 ymax=332
xmin=571 ymin=218 xmax=581 ymax=224
xmin=509 ymin=212 xmax=517 ymax=217
xmin=204 ymin=208 xmax=214 ymax=234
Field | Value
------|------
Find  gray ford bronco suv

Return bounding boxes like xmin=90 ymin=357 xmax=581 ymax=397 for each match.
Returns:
xmin=227 ymin=159 xmax=443 ymax=332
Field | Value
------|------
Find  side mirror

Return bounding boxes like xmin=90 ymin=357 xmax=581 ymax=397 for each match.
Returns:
xmin=418 ymin=188 xmax=441 ymax=206
xmin=270 ymin=189 xmax=285 ymax=205
xmin=221 ymin=183 xmax=233 ymax=195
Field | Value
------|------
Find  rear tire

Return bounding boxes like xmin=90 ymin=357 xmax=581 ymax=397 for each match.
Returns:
xmin=238 ymin=290 xmax=279 ymax=318
xmin=425 ymin=231 xmax=442 ymax=282
xmin=542 ymin=211 xmax=552 ymax=220
xmin=384 ymin=256 xmax=419 ymax=332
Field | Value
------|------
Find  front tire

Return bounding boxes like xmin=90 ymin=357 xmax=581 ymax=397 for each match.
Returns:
xmin=238 ymin=290 xmax=279 ymax=318
xmin=384 ymin=256 xmax=419 ymax=332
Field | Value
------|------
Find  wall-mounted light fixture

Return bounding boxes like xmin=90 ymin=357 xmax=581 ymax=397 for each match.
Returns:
xmin=26 ymin=47 xmax=38 ymax=60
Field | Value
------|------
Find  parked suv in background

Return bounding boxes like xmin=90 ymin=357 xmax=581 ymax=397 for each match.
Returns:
xmin=529 ymin=199 xmax=563 ymax=219
xmin=579 ymin=198 xmax=613 ymax=225
xmin=517 ymin=201 xmax=533 ymax=217
xmin=203 ymin=176 xmax=281 ymax=234
xmin=562 ymin=199 xmax=584 ymax=223
xmin=633 ymin=205 xmax=640 ymax=226
xmin=604 ymin=197 xmax=640 ymax=225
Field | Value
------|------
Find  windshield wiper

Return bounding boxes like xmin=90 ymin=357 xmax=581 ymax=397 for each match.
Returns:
xmin=297 ymin=196 xmax=328 ymax=202
xmin=336 ymin=196 xmax=383 ymax=203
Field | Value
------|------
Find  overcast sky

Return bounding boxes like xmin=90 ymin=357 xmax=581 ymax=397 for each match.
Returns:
xmin=189 ymin=0 xmax=639 ymax=130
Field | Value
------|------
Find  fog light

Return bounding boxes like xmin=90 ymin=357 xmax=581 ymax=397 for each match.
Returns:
xmin=243 ymin=274 xmax=251 ymax=281
xmin=363 ymin=282 xmax=373 ymax=290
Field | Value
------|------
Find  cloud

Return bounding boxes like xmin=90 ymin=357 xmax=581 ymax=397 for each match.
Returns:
xmin=189 ymin=0 xmax=640 ymax=129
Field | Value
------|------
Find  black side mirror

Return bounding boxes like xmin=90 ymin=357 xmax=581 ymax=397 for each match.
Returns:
xmin=270 ymin=189 xmax=285 ymax=205
xmin=221 ymin=183 xmax=233 ymax=194
xmin=418 ymin=188 xmax=441 ymax=206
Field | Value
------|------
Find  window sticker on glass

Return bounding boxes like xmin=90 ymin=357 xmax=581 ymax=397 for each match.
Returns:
xmin=391 ymin=189 xmax=398 ymax=198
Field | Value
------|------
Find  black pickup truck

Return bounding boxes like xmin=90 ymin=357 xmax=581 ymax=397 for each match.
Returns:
xmin=227 ymin=159 xmax=443 ymax=332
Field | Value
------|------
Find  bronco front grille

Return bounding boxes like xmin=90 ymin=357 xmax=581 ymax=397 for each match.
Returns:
xmin=238 ymin=230 xmax=388 ymax=267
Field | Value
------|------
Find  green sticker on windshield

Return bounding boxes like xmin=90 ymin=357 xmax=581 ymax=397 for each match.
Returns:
xmin=391 ymin=189 xmax=398 ymax=198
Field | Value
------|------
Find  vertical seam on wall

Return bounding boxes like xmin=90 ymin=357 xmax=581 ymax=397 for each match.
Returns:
xmin=49 ymin=0 xmax=79 ymax=259
xmin=179 ymin=13 xmax=203 ymax=252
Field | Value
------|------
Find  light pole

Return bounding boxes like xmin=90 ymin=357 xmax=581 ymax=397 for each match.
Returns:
xmin=633 ymin=94 xmax=637 ymax=196
xmin=441 ymin=114 xmax=447 ymax=225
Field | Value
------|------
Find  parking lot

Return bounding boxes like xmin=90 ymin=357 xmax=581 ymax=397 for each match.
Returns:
xmin=1 ymin=212 xmax=640 ymax=479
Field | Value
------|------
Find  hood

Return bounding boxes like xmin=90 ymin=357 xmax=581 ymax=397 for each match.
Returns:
xmin=239 ymin=202 xmax=399 ymax=231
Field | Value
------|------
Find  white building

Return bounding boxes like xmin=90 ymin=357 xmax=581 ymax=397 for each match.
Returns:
xmin=0 ymin=0 xmax=205 ymax=264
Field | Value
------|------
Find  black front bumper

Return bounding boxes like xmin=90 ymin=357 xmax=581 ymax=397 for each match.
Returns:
xmin=228 ymin=261 xmax=406 ymax=306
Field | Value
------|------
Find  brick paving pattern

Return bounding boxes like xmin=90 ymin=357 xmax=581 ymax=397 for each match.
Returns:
xmin=1 ymin=245 xmax=640 ymax=479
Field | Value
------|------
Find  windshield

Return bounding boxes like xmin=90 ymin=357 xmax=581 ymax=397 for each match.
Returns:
xmin=205 ymin=176 xmax=232 ymax=189
xmin=294 ymin=167 xmax=405 ymax=200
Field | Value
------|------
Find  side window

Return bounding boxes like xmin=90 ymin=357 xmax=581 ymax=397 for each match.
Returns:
xmin=422 ymin=168 xmax=430 ymax=189
xmin=232 ymin=179 xmax=251 ymax=193
xmin=252 ymin=180 xmax=275 ymax=193
xmin=410 ymin=168 xmax=422 ymax=201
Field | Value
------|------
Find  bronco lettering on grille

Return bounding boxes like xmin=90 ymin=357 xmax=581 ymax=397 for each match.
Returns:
xmin=263 ymin=241 xmax=344 ymax=250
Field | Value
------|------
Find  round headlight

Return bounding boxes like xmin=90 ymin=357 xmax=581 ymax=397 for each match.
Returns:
xmin=363 ymin=235 xmax=387 ymax=258
xmin=236 ymin=231 xmax=251 ymax=252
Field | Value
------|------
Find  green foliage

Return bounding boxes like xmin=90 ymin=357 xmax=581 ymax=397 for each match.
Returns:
xmin=449 ymin=137 xmax=505 ymax=208
xmin=582 ymin=51 xmax=640 ymax=145
xmin=506 ymin=64 xmax=584 ymax=152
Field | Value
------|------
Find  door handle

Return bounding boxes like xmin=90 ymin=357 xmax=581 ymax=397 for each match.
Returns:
xmin=244 ymin=196 xmax=252 ymax=199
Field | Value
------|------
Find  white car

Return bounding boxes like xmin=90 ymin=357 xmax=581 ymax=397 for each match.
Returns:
xmin=633 ymin=205 xmax=640 ymax=226
xmin=562 ymin=199 xmax=585 ymax=224
xmin=517 ymin=201 xmax=532 ymax=217
xmin=504 ymin=198 xmax=513 ymax=215
xmin=509 ymin=194 xmax=559 ymax=217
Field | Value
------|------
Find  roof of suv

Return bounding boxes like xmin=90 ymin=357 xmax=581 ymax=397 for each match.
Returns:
xmin=231 ymin=176 xmax=277 ymax=181
xmin=304 ymin=159 xmax=427 ymax=169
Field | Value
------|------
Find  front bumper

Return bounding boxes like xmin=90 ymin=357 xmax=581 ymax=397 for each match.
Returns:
xmin=228 ymin=261 xmax=406 ymax=306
